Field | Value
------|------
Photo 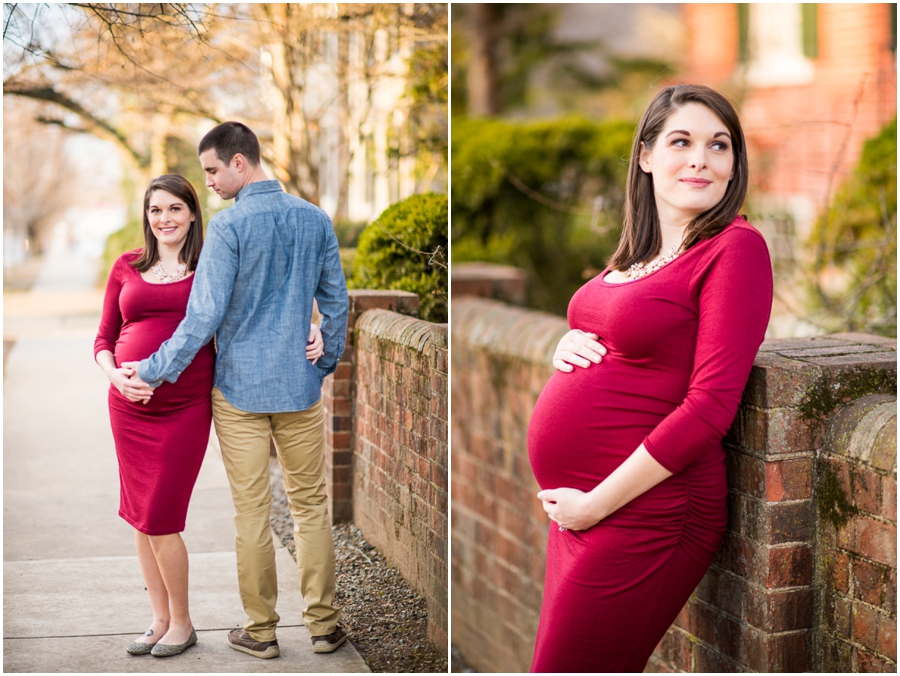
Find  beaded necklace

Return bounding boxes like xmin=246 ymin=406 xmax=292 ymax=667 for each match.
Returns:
xmin=625 ymin=244 xmax=682 ymax=281
xmin=151 ymin=261 xmax=188 ymax=283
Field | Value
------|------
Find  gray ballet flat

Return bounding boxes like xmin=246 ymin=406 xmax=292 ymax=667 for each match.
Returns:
xmin=151 ymin=628 xmax=197 ymax=657
xmin=126 ymin=630 xmax=156 ymax=655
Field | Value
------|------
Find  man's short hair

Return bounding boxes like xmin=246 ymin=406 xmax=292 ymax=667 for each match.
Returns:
xmin=198 ymin=121 xmax=261 ymax=167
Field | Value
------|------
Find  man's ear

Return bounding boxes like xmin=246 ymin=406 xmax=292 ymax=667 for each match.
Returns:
xmin=231 ymin=153 xmax=246 ymax=173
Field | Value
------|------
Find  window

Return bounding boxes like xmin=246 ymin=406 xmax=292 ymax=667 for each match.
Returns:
xmin=738 ymin=3 xmax=817 ymax=87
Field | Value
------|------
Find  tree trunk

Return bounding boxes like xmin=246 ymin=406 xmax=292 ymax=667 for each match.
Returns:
xmin=466 ymin=4 xmax=500 ymax=117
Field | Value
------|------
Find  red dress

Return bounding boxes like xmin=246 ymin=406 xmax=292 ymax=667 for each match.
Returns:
xmin=527 ymin=218 xmax=772 ymax=672
xmin=94 ymin=250 xmax=215 ymax=535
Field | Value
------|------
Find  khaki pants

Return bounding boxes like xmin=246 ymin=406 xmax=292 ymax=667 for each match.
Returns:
xmin=212 ymin=388 xmax=339 ymax=640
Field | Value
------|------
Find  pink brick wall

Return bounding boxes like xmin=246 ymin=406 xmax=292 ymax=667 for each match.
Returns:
xmin=351 ymin=308 xmax=448 ymax=653
xmin=451 ymin=293 xmax=897 ymax=673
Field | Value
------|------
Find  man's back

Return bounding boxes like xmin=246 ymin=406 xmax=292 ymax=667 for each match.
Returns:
xmin=141 ymin=180 xmax=349 ymax=414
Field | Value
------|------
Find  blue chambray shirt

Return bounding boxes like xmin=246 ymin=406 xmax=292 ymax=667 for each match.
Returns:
xmin=137 ymin=180 xmax=349 ymax=413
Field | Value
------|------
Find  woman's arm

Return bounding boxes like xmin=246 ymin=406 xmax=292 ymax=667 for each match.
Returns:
xmin=96 ymin=349 xmax=154 ymax=403
xmin=538 ymin=444 xmax=671 ymax=530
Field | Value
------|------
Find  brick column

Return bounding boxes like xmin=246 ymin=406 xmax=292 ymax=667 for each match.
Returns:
xmin=649 ymin=332 xmax=896 ymax=673
xmin=322 ymin=289 xmax=419 ymax=523
xmin=451 ymin=262 xmax=527 ymax=306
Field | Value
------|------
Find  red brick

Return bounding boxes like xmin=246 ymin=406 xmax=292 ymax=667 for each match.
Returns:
xmin=716 ymin=612 xmax=742 ymax=659
xmin=877 ymin=612 xmax=897 ymax=661
xmin=855 ymin=649 xmax=894 ymax=673
xmin=882 ymin=476 xmax=896 ymax=522
xmin=852 ymin=559 xmax=886 ymax=606
xmin=693 ymin=600 xmax=718 ymax=644
xmin=885 ymin=569 xmax=897 ymax=614
xmin=838 ymin=516 xmax=897 ymax=567
xmin=766 ymin=545 xmax=812 ymax=588
xmin=656 ymin=629 xmax=692 ymax=672
xmin=853 ymin=466 xmax=883 ymax=515
xmin=852 ymin=601 xmax=879 ymax=649
xmin=767 ymin=587 xmax=814 ymax=632
xmin=827 ymin=551 xmax=852 ymax=594
xmin=764 ymin=631 xmax=810 ymax=672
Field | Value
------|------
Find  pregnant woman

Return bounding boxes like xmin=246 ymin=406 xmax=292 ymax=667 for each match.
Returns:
xmin=94 ymin=174 xmax=323 ymax=657
xmin=527 ymin=84 xmax=773 ymax=672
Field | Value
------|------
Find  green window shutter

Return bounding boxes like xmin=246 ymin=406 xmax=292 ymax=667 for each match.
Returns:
xmin=802 ymin=4 xmax=818 ymax=59
xmin=892 ymin=3 xmax=897 ymax=53
xmin=737 ymin=4 xmax=750 ymax=63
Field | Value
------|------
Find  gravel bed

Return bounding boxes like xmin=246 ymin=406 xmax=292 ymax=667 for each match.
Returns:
xmin=268 ymin=457 xmax=448 ymax=673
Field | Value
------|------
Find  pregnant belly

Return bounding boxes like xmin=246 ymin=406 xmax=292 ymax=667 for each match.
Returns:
xmin=527 ymin=363 xmax=672 ymax=492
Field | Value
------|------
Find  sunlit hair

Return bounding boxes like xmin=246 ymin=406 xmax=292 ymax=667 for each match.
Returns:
xmin=198 ymin=121 xmax=261 ymax=167
xmin=609 ymin=83 xmax=749 ymax=271
xmin=131 ymin=174 xmax=204 ymax=273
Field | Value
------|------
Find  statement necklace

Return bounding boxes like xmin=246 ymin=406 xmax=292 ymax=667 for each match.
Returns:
xmin=151 ymin=261 xmax=188 ymax=284
xmin=626 ymin=244 xmax=682 ymax=281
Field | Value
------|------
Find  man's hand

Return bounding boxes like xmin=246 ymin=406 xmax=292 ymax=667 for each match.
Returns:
xmin=552 ymin=329 xmax=607 ymax=372
xmin=537 ymin=487 xmax=603 ymax=532
xmin=120 ymin=361 xmax=155 ymax=404
xmin=306 ymin=324 xmax=324 ymax=364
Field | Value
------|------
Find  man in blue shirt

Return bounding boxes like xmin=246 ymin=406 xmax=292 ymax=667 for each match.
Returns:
xmin=127 ymin=122 xmax=349 ymax=658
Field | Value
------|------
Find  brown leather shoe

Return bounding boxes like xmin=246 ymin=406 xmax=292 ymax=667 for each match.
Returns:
xmin=227 ymin=629 xmax=280 ymax=659
xmin=311 ymin=625 xmax=349 ymax=653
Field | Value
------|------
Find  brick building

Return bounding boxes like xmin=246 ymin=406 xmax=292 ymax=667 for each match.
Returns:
xmin=681 ymin=3 xmax=896 ymax=236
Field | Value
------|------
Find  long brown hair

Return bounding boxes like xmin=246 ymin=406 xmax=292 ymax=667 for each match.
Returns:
xmin=610 ymin=84 xmax=749 ymax=271
xmin=131 ymin=174 xmax=204 ymax=272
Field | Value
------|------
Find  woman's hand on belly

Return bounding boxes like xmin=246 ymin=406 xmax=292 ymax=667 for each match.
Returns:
xmin=537 ymin=487 xmax=603 ymax=531
xmin=552 ymin=329 xmax=607 ymax=372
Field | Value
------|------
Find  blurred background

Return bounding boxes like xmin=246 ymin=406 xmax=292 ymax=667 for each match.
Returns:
xmin=4 ymin=3 xmax=448 ymax=321
xmin=451 ymin=3 xmax=897 ymax=338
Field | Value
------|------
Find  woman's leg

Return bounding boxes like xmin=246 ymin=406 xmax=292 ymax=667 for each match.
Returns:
xmin=133 ymin=531 xmax=170 ymax=645
xmin=147 ymin=533 xmax=194 ymax=645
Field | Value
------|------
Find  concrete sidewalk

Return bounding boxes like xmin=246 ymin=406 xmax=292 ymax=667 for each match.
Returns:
xmin=3 ymin=246 xmax=369 ymax=672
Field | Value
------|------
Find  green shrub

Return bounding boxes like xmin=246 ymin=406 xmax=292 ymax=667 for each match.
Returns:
xmin=351 ymin=193 xmax=448 ymax=323
xmin=451 ymin=115 xmax=634 ymax=315
xmin=807 ymin=117 xmax=897 ymax=337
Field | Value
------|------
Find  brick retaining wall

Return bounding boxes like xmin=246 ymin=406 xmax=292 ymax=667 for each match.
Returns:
xmin=321 ymin=289 xmax=449 ymax=654
xmin=353 ymin=309 xmax=449 ymax=652
xmin=451 ymin=293 xmax=897 ymax=673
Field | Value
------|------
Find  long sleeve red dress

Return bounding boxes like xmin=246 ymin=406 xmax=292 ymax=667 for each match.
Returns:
xmin=527 ymin=217 xmax=773 ymax=672
xmin=94 ymin=250 xmax=215 ymax=535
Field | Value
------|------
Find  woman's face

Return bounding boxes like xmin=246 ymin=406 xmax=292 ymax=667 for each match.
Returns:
xmin=639 ymin=102 xmax=735 ymax=229
xmin=147 ymin=189 xmax=194 ymax=251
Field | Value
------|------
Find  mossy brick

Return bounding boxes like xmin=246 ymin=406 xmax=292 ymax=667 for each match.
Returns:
xmin=821 ymin=636 xmax=854 ymax=672
xmin=851 ymin=465 xmax=884 ymax=515
xmin=744 ymin=352 xmax=823 ymax=408
xmin=822 ymin=587 xmax=852 ymax=636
